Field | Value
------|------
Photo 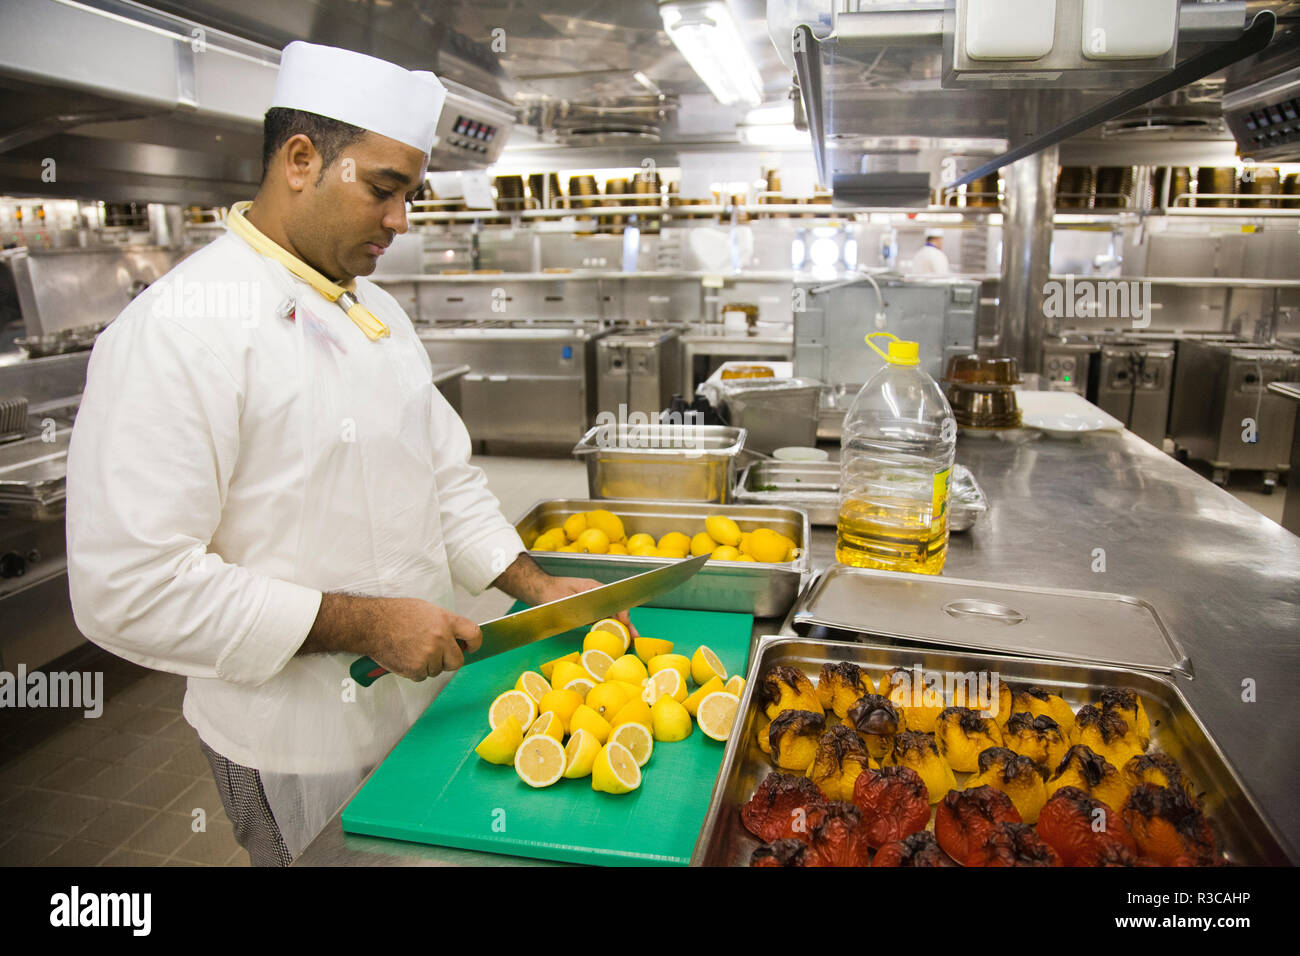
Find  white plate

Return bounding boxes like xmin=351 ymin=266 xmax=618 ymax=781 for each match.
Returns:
xmin=1016 ymin=389 xmax=1124 ymax=438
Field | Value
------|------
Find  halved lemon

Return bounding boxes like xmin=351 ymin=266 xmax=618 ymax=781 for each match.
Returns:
xmin=724 ymin=675 xmax=746 ymax=697
xmin=592 ymin=741 xmax=641 ymax=794
xmin=646 ymin=653 xmax=690 ymax=684
xmin=609 ymin=698 xmax=653 ymax=730
xmin=696 ymin=691 xmax=740 ymax=742
xmin=489 ymin=690 xmax=536 ymax=733
xmin=514 ymin=734 xmax=566 ymax=787
xmin=683 ymin=676 xmax=725 ymax=717
xmin=641 ymin=667 xmax=686 ymax=705
xmin=586 ymin=681 xmax=632 ymax=719
xmin=562 ymin=728 xmax=600 ymax=779
xmin=514 ymin=670 xmax=552 ymax=704
xmin=474 ymin=715 xmax=523 ymax=765
xmin=580 ymin=648 xmax=615 ymax=682
xmin=568 ymin=704 xmax=612 ymax=744
xmin=609 ymin=721 xmax=654 ymax=767
xmin=562 ymin=676 xmax=596 ymax=699
xmin=536 ymin=689 xmax=583 ymax=731
xmin=525 ymin=711 xmax=564 ymax=742
xmin=605 ymin=654 xmax=648 ymax=685
xmin=690 ymin=645 xmax=727 ymax=685
xmin=550 ymin=660 xmax=590 ymax=689
xmin=589 ymin=617 xmax=630 ymax=652
xmin=633 ymin=636 xmax=674 ymax=661
xmin=539 ymin=652 xmax=580 ymax=681
xmin=583 ymin=629 xmax=625 ymax=658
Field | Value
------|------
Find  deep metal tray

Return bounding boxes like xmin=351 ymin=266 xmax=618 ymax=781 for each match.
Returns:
xmin=691 ymin=636 xmax=1292 ymax=866
xmin=735 ymin=461 xmax=988 ymax=531
xmin=515 ymin=498 xmax=810 ymax=618
xmin=572 ymin=424 xmax=747 ymax=504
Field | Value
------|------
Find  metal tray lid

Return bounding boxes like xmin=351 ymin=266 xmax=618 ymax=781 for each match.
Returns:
xmin=793 ymin=565 xmax=1191 ymax=676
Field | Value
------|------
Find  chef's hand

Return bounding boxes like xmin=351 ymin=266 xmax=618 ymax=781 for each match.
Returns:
xmin=303 ymin=594 xmax=482 ymax=681
xmin=537 ymin=575 xmax=640 ymax=640
xmin=372 ymin=599 xmax=484 ymax=680
xmin=491 ymin=553 xmax=640 ymax=640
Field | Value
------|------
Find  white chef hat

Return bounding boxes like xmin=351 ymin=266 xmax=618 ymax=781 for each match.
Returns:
xmin=924 ymin=228 xmax=944 ymax=239
xmin=270 ymin=41 xmax=446 ymax=155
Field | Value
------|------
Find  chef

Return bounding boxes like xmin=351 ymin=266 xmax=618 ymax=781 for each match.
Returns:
xmin=65 ymin=41 xmax=633 ymax=866
xmin=910 ymin=228 xmax=951 ymax=275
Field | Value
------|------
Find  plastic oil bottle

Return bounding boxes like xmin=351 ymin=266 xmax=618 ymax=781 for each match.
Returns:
xmin=837 ymin=332 xmax=956 ymax=574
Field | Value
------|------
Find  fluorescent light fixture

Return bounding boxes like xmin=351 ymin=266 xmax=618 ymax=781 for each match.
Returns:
xmin=660 ymin=1 xmax=763 ymax=108
xmin=736 ymin=101 xmax=807 ymax=147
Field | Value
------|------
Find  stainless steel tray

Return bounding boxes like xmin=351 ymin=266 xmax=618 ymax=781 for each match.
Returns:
xmin=573 ymin=424 xmax=747 ymax=504
xmin=691 ymin=636 xmax=1292 ymax=866
xmin=0 ymin=428 xmax=69 ymax=522
xmin=795 ymin=564 xmax=1190 ymax=676
xmin=515 ymin=498 xmax=810 ymax=618
xmin=734 ymin=461 xmax=987 ymax=531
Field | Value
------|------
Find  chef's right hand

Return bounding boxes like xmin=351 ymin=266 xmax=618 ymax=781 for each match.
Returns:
xmin=369 ymin=599 xmax=482 ymax=681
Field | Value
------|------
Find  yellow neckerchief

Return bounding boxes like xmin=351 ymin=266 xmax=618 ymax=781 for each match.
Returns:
xmin=225 ymin=201 xmax=389 ymax=341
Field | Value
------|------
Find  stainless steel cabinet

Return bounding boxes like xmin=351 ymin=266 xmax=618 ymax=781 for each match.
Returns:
xmin=418 ymin=324 xmax=610 ymax=455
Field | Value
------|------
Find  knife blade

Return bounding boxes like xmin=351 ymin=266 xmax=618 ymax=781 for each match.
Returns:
xmin=349 ymin=552 xmax=709 ymax=687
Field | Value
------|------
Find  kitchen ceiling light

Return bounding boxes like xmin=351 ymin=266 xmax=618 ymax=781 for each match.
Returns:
xmin=660 ymin=1 xmax=764 ymax=108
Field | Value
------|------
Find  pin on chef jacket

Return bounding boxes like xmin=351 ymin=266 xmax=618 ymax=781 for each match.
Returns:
xmin=65 ymin=41 xmax=636 ymax=865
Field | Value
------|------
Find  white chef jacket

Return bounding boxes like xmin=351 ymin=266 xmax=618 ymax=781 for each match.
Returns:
xmin=910 ymin=242 xmax=951 ymax=275
xmin=66 ymin=227 xmax=527 ymax=779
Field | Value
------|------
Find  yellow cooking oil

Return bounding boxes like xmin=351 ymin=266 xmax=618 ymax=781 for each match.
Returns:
xmin=836 ymin=497 xmax=949 ymax=574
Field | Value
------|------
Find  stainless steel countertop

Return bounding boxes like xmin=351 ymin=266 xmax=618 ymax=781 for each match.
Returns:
xmin=296 ymin=429 xmax=1300 ymax=865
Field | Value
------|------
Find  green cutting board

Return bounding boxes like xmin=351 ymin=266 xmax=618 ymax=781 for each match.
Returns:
xmin=341 ymin=605 xmax=752 ymax=866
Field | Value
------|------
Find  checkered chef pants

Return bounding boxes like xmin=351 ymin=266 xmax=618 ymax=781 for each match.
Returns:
xmin=200 ymin=739 xmax=294 ymax=867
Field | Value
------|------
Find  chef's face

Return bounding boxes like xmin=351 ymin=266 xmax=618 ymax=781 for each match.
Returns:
xmin=284 ymin=131 xmax=426 ymax=281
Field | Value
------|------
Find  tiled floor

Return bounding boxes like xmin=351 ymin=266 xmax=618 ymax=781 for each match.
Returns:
xmin=0 ymin=645 xmax=245 ymax=866
xmin=0 ymin=454 xmax=588 ymax=867
xmin=0 ymin=450 xmax=1286 ymax=867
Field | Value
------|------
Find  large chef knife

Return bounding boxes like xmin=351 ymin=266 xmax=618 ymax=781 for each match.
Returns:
xmin=349 ymin=552 xmax=709 ymax=687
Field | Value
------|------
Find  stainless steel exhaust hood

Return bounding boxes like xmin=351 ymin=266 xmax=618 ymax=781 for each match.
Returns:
xmin=784 ymin=0 xmax=1282 ymax=198
xmin=0 ymin=0 xmax=516 ymax=205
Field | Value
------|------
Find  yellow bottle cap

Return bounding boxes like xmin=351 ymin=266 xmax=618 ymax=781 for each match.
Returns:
xmin=865 ymin=332 xmax=920 ymax=366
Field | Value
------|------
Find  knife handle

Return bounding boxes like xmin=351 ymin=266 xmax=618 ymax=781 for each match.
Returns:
xmin=350 ymin=640 xmax=470 ymax=688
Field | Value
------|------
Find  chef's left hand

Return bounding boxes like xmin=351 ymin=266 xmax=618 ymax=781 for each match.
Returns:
xmin=538 ymin=575 xmax=640 ymax=640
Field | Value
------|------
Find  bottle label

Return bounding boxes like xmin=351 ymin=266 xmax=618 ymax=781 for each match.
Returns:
xmin=931 ymin=468 xmax=951 ymax=522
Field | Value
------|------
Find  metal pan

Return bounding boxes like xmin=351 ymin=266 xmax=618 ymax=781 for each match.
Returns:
xmin=734 ymin=461 xmax=988 ymax=531
xmin=515 ymin=498 xmax=810 ymax=618
xmin=691 ymin=636 xmax=1292 ymax=866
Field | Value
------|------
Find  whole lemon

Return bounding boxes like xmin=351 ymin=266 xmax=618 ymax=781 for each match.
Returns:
xmin=658 ymin=531 xmax=691 ymax=554
xmin=586 ymin=509 xmax=625 ymax=542
xmin=575 ymin=527 xmax=611 ymax=554
xmin=746 ymin=528 xmax=790 ymax=563
xmin=705 ymin=515 xmax=742 ymax=547
xmin=690 ymin=532 xmax=717 ymax=556
xmin=627 ymin=533 xmax=655 ymax=551
xmin=563 ymin=512 xmax=588 ymax=542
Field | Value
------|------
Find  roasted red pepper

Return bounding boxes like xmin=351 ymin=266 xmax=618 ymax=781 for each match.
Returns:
xmin=969 ymin=821 xmax=1061 ymax=866
xmin=741 ymin=772 xmax=828 ymax=843
xmin=851 ymin=765 xmax=931 ymax=847
xmin=1036 ymin=785 xmax=1136 ymax=866
xmin=872 ymin=830 xmax=958 ymax=867
xmin=805 ymin=801 xmax=872 ymax=867
xmin=934 ymin=785 xmax=1022 ymax=865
